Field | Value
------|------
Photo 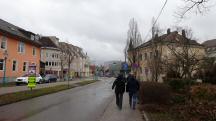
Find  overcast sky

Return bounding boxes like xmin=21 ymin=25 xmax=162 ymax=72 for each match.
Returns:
xmin=0 ymin=0 xmax=216 ymax=62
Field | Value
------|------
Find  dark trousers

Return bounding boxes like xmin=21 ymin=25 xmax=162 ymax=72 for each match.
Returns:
xmin=129 ymin=92 xmax=137 ymax=109
xmin=115 ymin=92 xmax=123 ymax=109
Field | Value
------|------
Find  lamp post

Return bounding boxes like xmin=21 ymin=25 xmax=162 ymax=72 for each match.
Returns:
xmin=3 ymin=50 xmax=8 ymax=86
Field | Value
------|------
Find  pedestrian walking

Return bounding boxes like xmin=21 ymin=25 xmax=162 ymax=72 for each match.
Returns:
xmin=112 ymin=73 xmax=126 ymax=110
xmin=126 ymin=73 xmax=140 ymax=110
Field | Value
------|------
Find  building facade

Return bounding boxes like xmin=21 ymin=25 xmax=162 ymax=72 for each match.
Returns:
xmin=71 ymin=47 xmax=90 ymax=78
xmin=0 ymin=19 xmax=41 ymax=82
xmin=39 ymin=36 xmax=61 ymax=77
xmin=202 ymin=39 xmax=216 ymax=58
xmin=128 ymin=29 xmax=205 ymax=82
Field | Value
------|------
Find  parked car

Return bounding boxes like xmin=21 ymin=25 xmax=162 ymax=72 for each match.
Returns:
xmin=43 ymin=74 xmax=57 ymax=83
xmin=15 ymin=74 xmax=43 ymax=85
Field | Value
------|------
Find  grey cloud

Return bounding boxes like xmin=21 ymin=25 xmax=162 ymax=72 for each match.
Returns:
xmin=0 ymin=0 xmax=216 ymax=62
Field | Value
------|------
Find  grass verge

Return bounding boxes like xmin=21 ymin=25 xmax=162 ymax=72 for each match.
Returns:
xmin=144 ymin=112 xmax=177 ymax=121
xmin=0 ymin=82 xmax=16 ymax=87
xmin=0 ymin=80 xmax=98 ymax=106
xmin=140 ymin=104 xmax=178 ymax=121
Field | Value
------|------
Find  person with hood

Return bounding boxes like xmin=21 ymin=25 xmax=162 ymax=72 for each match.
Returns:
xmin=126 ymin=72 xmax=140 ymax=110
xmin=112 ymin=73 xmax=126 ymax=110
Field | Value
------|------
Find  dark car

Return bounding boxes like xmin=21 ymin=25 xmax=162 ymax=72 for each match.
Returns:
xmin=43 ymin=74 xmax=58 ymax=83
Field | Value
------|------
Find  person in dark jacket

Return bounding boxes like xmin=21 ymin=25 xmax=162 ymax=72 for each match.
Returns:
xmin=112 ymin=73 xmax=126 ymax=110
xmin=126 ymin=73 xmax=140 ymax=110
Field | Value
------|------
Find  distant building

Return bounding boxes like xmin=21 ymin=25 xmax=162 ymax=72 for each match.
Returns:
xmin=104 ymin=61 xmax=123 ymax=77
xmin=39 ymin=36 xmax=61 ymax=77
xmin=59 ymin=42 xmax=90 ymax=79
xmin=202 ymin=39 xmax=216 ymax=57
xmin=71 ymin=47 xmax=90 ymax=78
xmin=0 ymin=19 xmax=41 ymax=82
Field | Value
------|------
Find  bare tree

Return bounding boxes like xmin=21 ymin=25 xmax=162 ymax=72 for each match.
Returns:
xmin=125 ymin=18 xmax=142 ymax=75
xmin=59 ymin=42 xmax=68 ymax=81
xmin=176 ymin=0 xmax=213 ymax=19
xmin=195 ymin=57 xmax=216 ymax=83
xmin=59 ymin=42 xmax=79 ymax=88
xmin=147 ymin=18 xmax=163 ymax=82
xmin=173 ymin=26 xmax=194 ymax=39
xmin=165 ymin=28 xmax=202 ymax=79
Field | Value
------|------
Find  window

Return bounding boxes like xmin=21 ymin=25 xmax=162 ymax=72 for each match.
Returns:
xmin=12 ymin=60 xmax=17 ymax=71
xmin=34 ymin=35 xmax=39 ymax=41
xmin=150 ymin=52 xmax=153 ymax=59
xmin=52 ymin=54 xmax=54 ymax=58
xmin=46 ymin=62 xmax=48 ymax=66
xmin=18 ymin=42 xmax=25 ymax=53
xmin=139 ymin=54 xmax=142 ymax=60
xmin=140 ymin=67 xmax=142 ymax=73
xmin=55 ymin=62 xmax=57 ymax=66
xmin=32 ymin=47 xmax=36 ymax=56
xmin=1 ymin=36 xmax=7 ymax=49
xmin=155 ymin=50 xmax=159 ymax=57
xmin=31 ymin=35 xmax=35 ymax=40
xmin=144 ymin=53 xmax=147 ymax=60
xmin=52 ymin=62 xmax=54 ymax=66
xmin=145 ymin=68 xmax=149 ymax=76
xmin=23 ymin=62 xmax=27 ymax=71
xmin=0 ymin=59 xmax=4 ymax=70
xmin=49 ymin=62 xmax=51 ymax=66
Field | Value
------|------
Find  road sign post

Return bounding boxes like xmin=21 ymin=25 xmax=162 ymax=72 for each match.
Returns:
xmin=27 ymin=63 xmax=37 ymax=90
xmin=28 ymin=76 xmax=36 ymax=90
xmin=122 ymin=62 xmax=129 ymax=78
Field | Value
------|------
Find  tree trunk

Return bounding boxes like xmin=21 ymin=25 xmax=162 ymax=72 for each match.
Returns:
xmin=67 ymin=56 xmax=71 ymax=88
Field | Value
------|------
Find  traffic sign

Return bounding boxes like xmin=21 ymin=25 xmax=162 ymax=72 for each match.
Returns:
xmin=27 ymin=63 xmax=37 ymax=90
xmin=28 ymin=76 xmax=36 ymax=90
xmin=122 ymin=63 xmax=129 ymax=70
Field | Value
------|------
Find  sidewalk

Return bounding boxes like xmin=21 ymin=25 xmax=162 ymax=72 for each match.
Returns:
xmin=100 ymin=93 xmax=143 ymax=121
xmin=0 ymin=77 xmax=93 ymax=95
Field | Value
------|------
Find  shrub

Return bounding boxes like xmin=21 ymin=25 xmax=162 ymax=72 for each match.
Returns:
xmin=171 ymin=94 xmax=186 ymax=104
xmin=170 ymin=101 xmax=216 ymax=121
xmin=139 ymin=82 xmax=171 ymax=104
xmin=166 ymin=78 xmax=195 ymax=92
xmin=195 ymin=57 xmax=216 ymax=85
xmin=190 ymin=84 xmax=216 ymax=102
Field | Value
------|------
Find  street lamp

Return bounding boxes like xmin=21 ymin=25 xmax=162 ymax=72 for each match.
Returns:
xmin=3 ymin=50 xmax=8 ymax=86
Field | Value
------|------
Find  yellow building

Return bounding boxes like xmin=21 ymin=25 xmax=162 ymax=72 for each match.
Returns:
xmin=128 ymin=29 xmax=205 ymax=82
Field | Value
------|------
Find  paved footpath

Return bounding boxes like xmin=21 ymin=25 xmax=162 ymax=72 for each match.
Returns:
xmin=0 ymin=77 xmax=93 ymax=95
xmin=100 ymin=93 xmax=143 ymax=121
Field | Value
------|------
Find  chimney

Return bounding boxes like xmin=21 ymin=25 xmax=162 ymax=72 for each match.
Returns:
xmin=49 ymin=36 xmax=59 ymax=46
xmin=167 ymin=28 xmax=171 ymax=34
xmin=155 ymin=34 xmax=158 ymax=38
xmin=182 ymin=30 xmax=186 ymax=37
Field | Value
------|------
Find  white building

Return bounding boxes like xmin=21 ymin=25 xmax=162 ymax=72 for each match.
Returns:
xmin=39 ymin=36 xmax=61 ymax=77
xmin=71 ymin=47 xmax=90 ymax=78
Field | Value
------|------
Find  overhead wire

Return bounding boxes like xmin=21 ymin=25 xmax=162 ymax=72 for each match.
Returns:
xmin=143 ymin=0 xmax=168 ymax=42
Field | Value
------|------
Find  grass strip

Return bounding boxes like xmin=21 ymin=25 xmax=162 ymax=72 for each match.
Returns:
xmin=0 ymin=80 xmax=98 ymax=106
xmin=145 ymin=112 xmax=177 ymax=121
xmin=0 ymin=82 xmax=16 ymax=87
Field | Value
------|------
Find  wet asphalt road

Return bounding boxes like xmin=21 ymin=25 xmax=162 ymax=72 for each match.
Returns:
xmin=0 ymin=78 xmax=114 ymax=121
